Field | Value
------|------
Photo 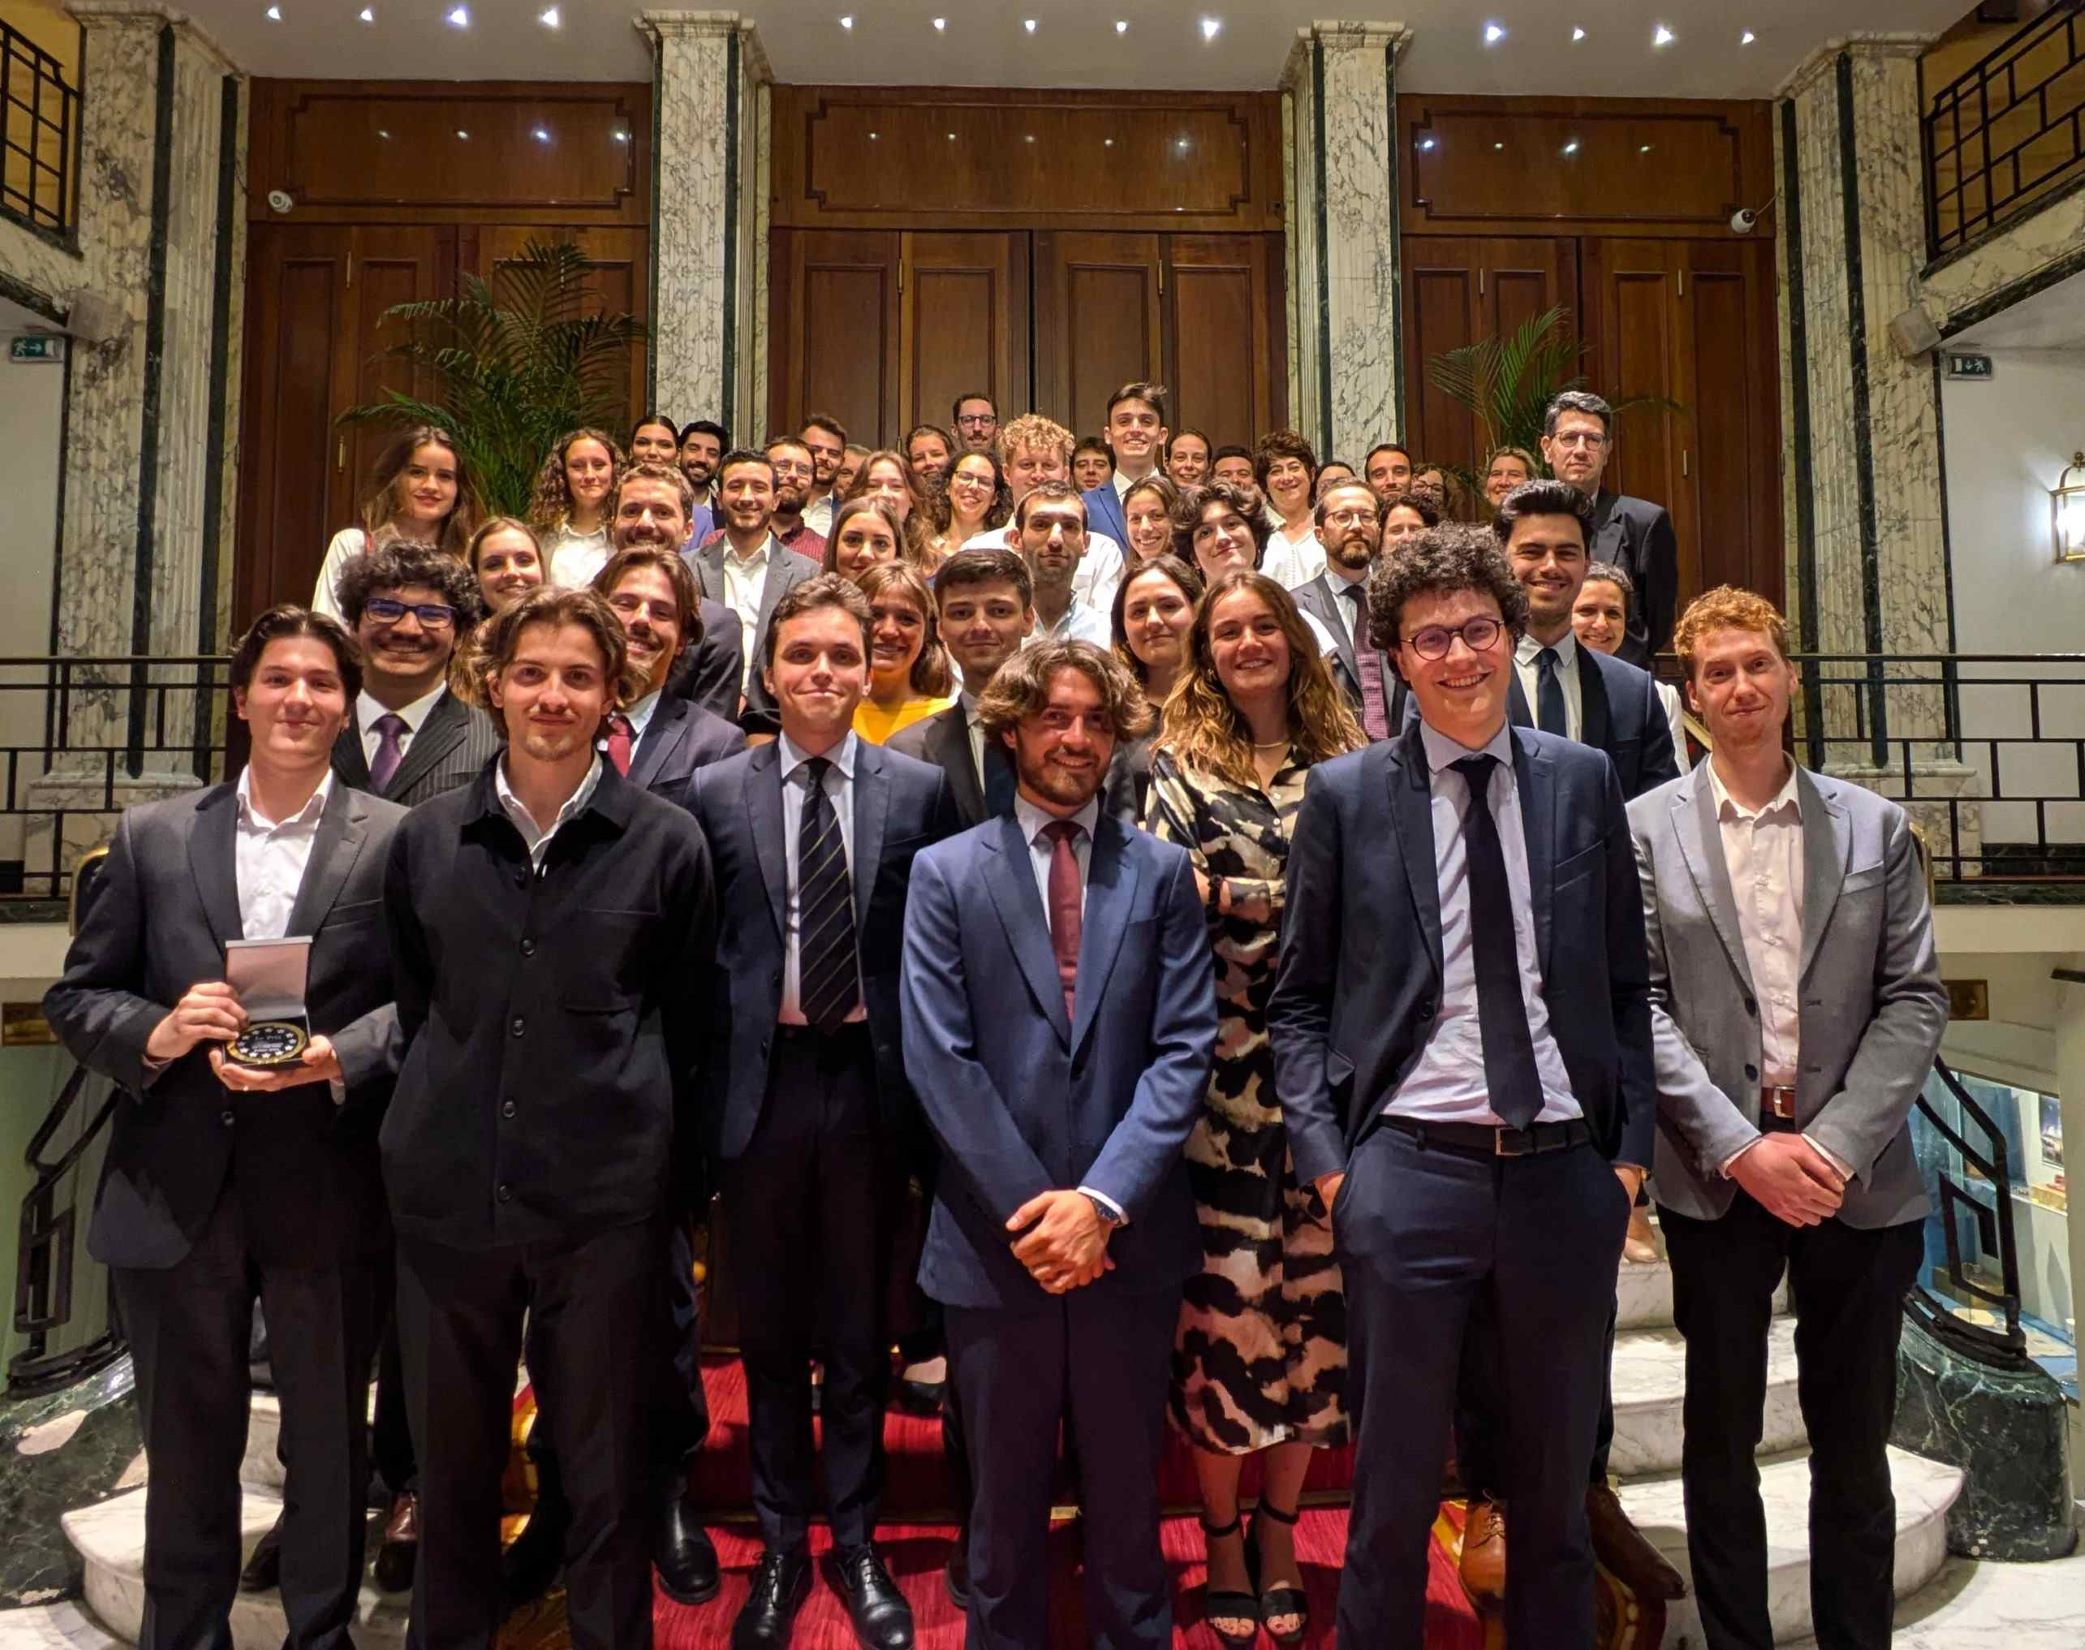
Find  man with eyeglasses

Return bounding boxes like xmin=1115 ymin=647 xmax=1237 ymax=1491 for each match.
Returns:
xmin=1270 ymin=523 xmax=1655 ymax=1650
xmin=1540 ymin=391 xmax=1675 ymax=668
xmin=952 ymin=391 xmax=999 ymax=453
xmin=332 ymin=544 xmax=500 ymax=809
xmin=1289 ymin=480 xmax=1403 ymax=739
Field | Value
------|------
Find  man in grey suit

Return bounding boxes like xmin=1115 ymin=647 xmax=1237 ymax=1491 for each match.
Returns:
xmin=686 ymin=448 xmax=822 ymax=737
xmin=1628 ymin=587 xmax=1947 ymax=1650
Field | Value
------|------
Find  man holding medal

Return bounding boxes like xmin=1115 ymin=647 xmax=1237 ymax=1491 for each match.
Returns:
xmin=46 ymin=606 xmax=408 ymax=1650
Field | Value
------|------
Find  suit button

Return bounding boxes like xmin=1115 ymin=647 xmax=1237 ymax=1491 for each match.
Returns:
xmin=510 ymin=1016 xmax=525 ymax=1037
xmin=513 ymin=871 xmax=529 ymax=889
xmin=1745 ymin=1063 xmax=1759 ymax=1081
xmin=501 ymin=1100 xmax=517 ymax=1119
xmin=1744 ymin=997 xmax=1758 ymax=1016
xmin=771 ymin=972 xmax=781 ymax=988
xmin=1418 ymin=999 xmax=1437 ymax=1020
xmin=520 ymin=939 xmax=536 ymax=958
xmin=221 ymin=1109 xmax=235 ymax=1126
xmin=496 ymin=1183 xmax=512 ymax=1203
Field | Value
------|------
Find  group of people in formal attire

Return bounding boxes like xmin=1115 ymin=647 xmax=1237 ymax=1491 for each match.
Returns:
xmin=48 ymin=380 xmax=1946 ymax=1650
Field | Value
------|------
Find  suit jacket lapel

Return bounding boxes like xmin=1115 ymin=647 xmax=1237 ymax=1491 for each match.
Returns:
xmin=756 ymin=544 xmax=800 ymax=639
xmin=851 ymin=744 xmax=891 ymax=929
xmin=188 ymin=788 xmax=244 ymax=948
xmin=1070 ymin=820 xmax=1140 ymax=1055
xmin=384 ymin=692 xmax=464 ymax=801
xmin=745 ymin=743 xmax=788 ymax=941
xmin=1798 ymin=770 xmax=1851 ymax=981
xmin=1386 ymin=727 xmax=1445 ymax=981
xmin=1505 ymin=668 xmax=1533 ymax=730
xmin=983 ymin=812 xmax=1071 ymax=1043
xmin=1314 ymin=577 xmax=1362 ymax=689
xmin=1511 ymin=730 xmax=1557 ymax=977
xmin=1578 ymin=649 xmax=1614 ymax=750
xmin=628 ymin=699 xmax=686 ymax=790
xmin=331 ymin=725 xmax=371 ymax=790
xmin=286 ymin=785 xmax=364 ymax=937
xmin=930 ymin=706 xmax=986 ymax=822
xmin=1677 ymin=767 xmax=1756 ymax=994
xmin=696 ymin=543 xmax=727 ymax=604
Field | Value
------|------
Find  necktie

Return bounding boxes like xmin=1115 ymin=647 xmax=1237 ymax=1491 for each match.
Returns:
xmin=1449 ymin=756 xmax=1543 ymax=1130
xmin=795 ymin=757 xmax=861 ymax=1033
xmin=1535 ymin=647 xmax=1568 ymax=738
xmin=1344 ymin=584 xmax=1391 ymax=742
xmin=982 ymin=728 xmax=1017 ymax=816
xmin=604 ymin=712 xmax=634 ymax=777
xmin=368 ymin=713 xmax=407 ymax=793
xmin=1041 ymin=819 xmax=1083 ymax=1023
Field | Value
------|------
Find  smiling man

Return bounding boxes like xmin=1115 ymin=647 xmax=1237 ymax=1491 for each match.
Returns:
xmin=382 ymin=586 xmax=717 ymax=1650
xmin=1082 ymin=381 xmax=1169 ymax=552
xmin=1269 ymin=524 xmax=1655 ymax=1650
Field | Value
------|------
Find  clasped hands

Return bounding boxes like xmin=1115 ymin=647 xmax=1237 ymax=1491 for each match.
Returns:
xmin=147 ymin=980 xmax=344 ymax=1093
xmin=1007 ymin=1189 xmax=1114 ymax=1296
xmin=1730 ymin=1132 xmax=1847 ymax=1227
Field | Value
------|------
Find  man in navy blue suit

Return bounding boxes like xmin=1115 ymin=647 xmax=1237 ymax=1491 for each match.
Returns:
xmin=594 ymin=547 xmax=746 ymax=807
xmin=694 ymin=573 xmax=958 ymax=1650
xmin=1269 ymin=524 xmax=1655 ymax=1650
xmin=1081 ymin=381 xmax=1169 ymax=553
xmin=901 ymin=639 xmax=1217 ymax=1650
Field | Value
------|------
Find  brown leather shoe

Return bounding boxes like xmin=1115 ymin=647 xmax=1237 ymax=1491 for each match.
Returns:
xmin=371 ymin=1491 xmax=419 ymax=1593
xmin=1458 ymin=1498 xmax=1506 ymax=1607
xmin=1586 ymin=1481 xmax=1685 ymax=1600
xmin=1623 ymin=1202 xmax=1661 ymax=1265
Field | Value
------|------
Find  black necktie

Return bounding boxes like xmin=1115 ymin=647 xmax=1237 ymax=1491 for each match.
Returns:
xmin=981 ymin=726 xmax=1017 ymax=816
xmin=1535 ymin=647 xmax=1567 ymax=737
xmin=1450 ymin=755 xmax=1542 ymax=1130
xmin=795 ymin=757 xmax=860 ymax=1033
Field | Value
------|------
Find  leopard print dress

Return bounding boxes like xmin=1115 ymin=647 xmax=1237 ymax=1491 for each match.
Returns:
xmin=1150 ymin=748 xmax=1349 ymax=1455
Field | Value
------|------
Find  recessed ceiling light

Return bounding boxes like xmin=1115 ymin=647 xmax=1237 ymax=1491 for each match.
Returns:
xmin=1484 ymin=23 xmax=1506 ymax=45
xmin=1024 ymin=18 xmax=1037 ymax=33
xmin=264 ymin=4 xmax=281 ymax=18
xmin=1562 ymin=138 xmax=1580 ymax=155
xmin=1116 ymin=20 xmax=1129 ymax=35
xmin=1025 ymin=133 xmax=1035 ymax=142
xmin=446 ymin=5 xmax=468 ymax=28
xmin=1653 ymin=24 xmax=1675 ymax=47
xmin=540 ymin=6 xmax=560 ymax=26
xmin=612 ymin=129 xmax=629 ymax=143
xmin=838 ymin=14 xmax=852 ymax=28
xmin=358 ymin=6 xmax=374 ymax=21
xmin=376 ymin=128 xmax=390 ymax=139
xmin=932 ymin=16 xmax=946 ymax=30
xmin=1493 ymin=141 xmax=1505 ymax=151
xmin=1740 ymin=30 xmax=1756 ymax=45
xmin=1200 ymin=17 xmax=1221 ymax=42
xmin=1639 ymin=143 xmax=1654 ymax=154
xmin=1104 ymin=138 xmax=1115 ymax=147
xmin=1418 ymin=137 xmax=1437 ymax=151
xmin=1572 ymin=27 xmax=1586 ymax=42
xmin=1176 ymin=136 xmax=1190 ymax=151
xmin=455 ymin=129 xmax=470 ymax=140
xmin=533 ymin=127 xmax=550 ymax=143
xmin=947 ymin=132 xmax=956 ymax=141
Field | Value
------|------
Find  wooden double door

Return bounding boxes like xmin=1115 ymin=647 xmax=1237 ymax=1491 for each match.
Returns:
xmin=768 ymin=228 xmax=1285 ymax=451
xmin=1401 ymin=233 xmax=1782 ymax=609
xmin=237 ymin=221 xmax=647 ymax=622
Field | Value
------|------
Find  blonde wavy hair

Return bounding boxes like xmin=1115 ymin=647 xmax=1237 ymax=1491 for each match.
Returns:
xmin=527 ymin=428 xmax=625 ymax=533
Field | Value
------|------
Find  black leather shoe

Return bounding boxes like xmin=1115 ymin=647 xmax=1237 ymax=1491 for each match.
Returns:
xmin=830 ymin=1544 xmax=914 ymax=1650
xmin=239 ymin=1515 xmax=282 ymax=1593
xmin=500 ymin=1500 xmax=567 ymax=1612
xmin=892 ymin=1377 xmax=945 ymax=1417
xmin=731 ymin=1548 xmax=811 ymax=1650
xmin=653 ymin=1491 xmax=720 ymax=1605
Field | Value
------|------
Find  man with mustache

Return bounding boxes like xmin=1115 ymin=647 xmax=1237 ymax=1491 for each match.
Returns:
xmin=799 ymin=414 xmax=848 ymax=541
xmin=901 ymin=640 xmax=1217 ymax=1650
xmin=607 ymin=464 xmax=747 ymax=725
xmin=1290 ymin=479 xmax=1401 ymax=740
xmin=382 ymin=585 xmax=717 ymax=1650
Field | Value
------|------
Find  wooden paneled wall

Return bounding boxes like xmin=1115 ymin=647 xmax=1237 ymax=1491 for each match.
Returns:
xmin=765 ymin=86 xmax=1286 ymax=449
xmin=237 ymin=80 xmax=651 ymax=621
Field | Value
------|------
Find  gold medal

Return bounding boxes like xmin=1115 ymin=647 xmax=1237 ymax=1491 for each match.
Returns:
xmin=228 ymin=1020 xmax=309 ymax=1068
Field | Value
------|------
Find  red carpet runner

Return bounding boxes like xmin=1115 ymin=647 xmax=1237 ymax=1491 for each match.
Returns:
xmin=495 ymin=1359 xmax=1662 ymax=1650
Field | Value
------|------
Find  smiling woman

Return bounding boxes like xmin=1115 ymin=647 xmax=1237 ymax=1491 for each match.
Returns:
xmin=312 ymin=426 xmax=483 ymax=620
xmin=852 ymin=560 xmax=954 ymax=742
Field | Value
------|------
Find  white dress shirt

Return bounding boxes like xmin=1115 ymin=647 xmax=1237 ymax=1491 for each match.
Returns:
xmin=234 ymin=769 xmax=333 ymax=941
xmin=961 ymin=525 xmax=1125 ymax=614
xmin=547 ymin=524 xmax=611 ymax=590
xmin=720 ymin=534 xmax=779 ymax=691
xmin=495 ymin=753 xmax=603 ymax=870
xmin=1655 ymin=679 xmax=1691 ymax=773
xmin=1262 ymin=525 xmax=1326 ymax=593
xmin=1383 ymin=720 xmax=1580 ymax=1127
xmin=777 ymin=732 xmax=866 ymax=1026
xmin=357 ymin=683 xmax=447 ymax=768
xmin=959 ymin=689 xmax=988 ymax=790
xmin=803 ymin=492 xmax=836 ymax=541
xmin=1514 ymin=630 xmax=1585 ymax=742
xmin=1036 ymin=596 xmax=1114 ymax=648
xmin=1323 ymin=567 xmax=1369 ymax=650
xmin=1011 ymin=791 xmax=1124 ymax=1221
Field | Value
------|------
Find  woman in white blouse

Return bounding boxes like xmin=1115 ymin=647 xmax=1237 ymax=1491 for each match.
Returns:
xmin=311 ymin=425 xmax=482 ymax=620
xmin=1573 ymin=561 xmax=1691 ymax=779
xmin=530 ymin=428 xmax=623 ymax=589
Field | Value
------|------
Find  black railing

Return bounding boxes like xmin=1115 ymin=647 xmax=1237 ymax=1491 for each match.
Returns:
xmin=0 ymin=18 xmax=76 ymax=239
xmin=1906 ymin=1057 xmax=2029 ymax=1367
xmin=1924 ymin=0 xmax=2085 ymax=258
xmin=0 ymin=654 xmax=231 ymax=906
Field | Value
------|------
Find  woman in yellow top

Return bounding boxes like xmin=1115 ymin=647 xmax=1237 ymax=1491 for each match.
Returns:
xmin=850 ymin=560 xmax=955 ymax=743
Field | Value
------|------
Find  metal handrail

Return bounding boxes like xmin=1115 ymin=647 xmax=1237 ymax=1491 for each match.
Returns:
xmin=1906 ymin=1056 xmax=2030 ymax=1368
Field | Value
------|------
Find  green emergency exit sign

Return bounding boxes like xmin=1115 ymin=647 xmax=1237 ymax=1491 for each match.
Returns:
xmin=8 ymin=335 xmax=64 ymax=363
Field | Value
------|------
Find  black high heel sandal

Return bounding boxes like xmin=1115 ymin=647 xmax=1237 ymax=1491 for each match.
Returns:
xmin=1247 ymin=1500 xmax=1309 ymax=1647
xmin=1199 ymin=1512 xmax=1261 ymax=1648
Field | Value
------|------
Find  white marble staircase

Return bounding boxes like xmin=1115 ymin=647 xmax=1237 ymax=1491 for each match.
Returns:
xmin=51 ymin=1252 xmax=1971 ymax=1650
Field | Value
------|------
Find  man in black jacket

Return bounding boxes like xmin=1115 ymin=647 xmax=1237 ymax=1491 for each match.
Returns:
xmin=382 ymin=585 xmax=716 ymax=1650
xmin=47 ymin=607 xmax=405 ymax=1650
xmin=1540 ymin=391 xmax=1678 ymax=667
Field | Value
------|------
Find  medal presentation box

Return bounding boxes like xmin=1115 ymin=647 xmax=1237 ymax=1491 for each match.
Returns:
xmin=224 ymin=936 xmax=313 ymax=1069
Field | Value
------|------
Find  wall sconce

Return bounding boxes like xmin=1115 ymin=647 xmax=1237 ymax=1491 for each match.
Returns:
xmin=2055 ymin=452 xmax=2085 ymax=563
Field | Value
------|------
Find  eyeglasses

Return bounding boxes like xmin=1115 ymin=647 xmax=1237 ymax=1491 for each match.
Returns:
xmin=956 ymin=414 xmax=997 ymax=429
xmin=1404 ymin=616 xmax=1504 ymax=660
xmin=364 ymin=596 xmax=457 ymax=630
xmin=1321 ymin=506 xmax=1376 ymax=527
xmin=1549 ymin=430 xmax=1609 ymax=450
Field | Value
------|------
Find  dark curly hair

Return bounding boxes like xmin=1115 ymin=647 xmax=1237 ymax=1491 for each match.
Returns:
xmin=1364 ymin=522 xmax=1529 ymax=658
xmin=335 ymin=542 xmax=478 ymax=629
xmin=1169 ymin=480 xmax=1272 ymax=567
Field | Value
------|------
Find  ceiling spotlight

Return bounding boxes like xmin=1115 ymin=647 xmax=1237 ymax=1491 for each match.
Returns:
xmin=1418 ymin=137 xmax=1437 ymax=151
xmin=1572 ymin=27 xmax=1586 ymax=42
xmin=947 ymin=132 xmax=956 ymax=141
xmin=446 ymin=5 xmax=468 ymax=27
xmin=1200 ymin=17 xmax=1221 ymax=42
xmin=1653 ymin=24 xmax=1675 ymax=47
xmin=1484 ymin=22 xmax=1506 ymax=45
xmin=1025 ymin=133 xmax=1035 ymax=142
xmin=1104 ymin=137 xmax=1115 ymax=147
xmin=612 ymin=129 xmax=629 ymax=143
xmin=455 ymin=129 xmax=469 ymax=140
xmin=838 ymin=14 xmax=852 ymax=28
xmin=376 ymin=128 xmax=390 ymax=139
xmin=1562 ymin=138 xmax=1580 ymax=155
xmin=358 ymin=6 xmax=374 ymax=21
xmin=1741 ymin=30 xmax=1756 ymax=45
xmin=1640 ymin=143 xmax=1654 ymax=154
xmin=264 ymin=3 xmax=281 ymax=18
xmin=932 ymin=16 xmax=946 ymax=30
xmin=540 ymin=6 xmax=560 ymax=25
xmin=532 ymin=127 xmax=550 ymax=143
xmin=1116 ymin=20 xmax=1129 ymax=34
xmin=1493 ymin=141 xmax=1505 ymax=151
xmin=868 ymin=130 xmax=878 ymax=140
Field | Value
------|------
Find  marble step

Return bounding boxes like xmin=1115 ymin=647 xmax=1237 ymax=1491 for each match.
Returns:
xmin=239 ymin=1397 xmax=281 ymax=1492
xmin=0 ymin=1600 xmax=121 ymax=1650
xmin=1619 ymin=1446 xmax=1965 ymax=1650
xmin=1608 ymin=1318 xmax=1805 ymax=1479
xmin=1615 ymin=1248 xmax=1791 ymax=1333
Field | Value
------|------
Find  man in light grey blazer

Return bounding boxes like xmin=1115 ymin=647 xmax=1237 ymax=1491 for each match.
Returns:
xmin=1627 ymin=587 xmax=1946 ymax=1650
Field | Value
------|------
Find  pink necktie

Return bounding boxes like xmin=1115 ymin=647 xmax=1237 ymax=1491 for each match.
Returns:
xmin=1042 ymin=820 xmax=1083 ymax=1022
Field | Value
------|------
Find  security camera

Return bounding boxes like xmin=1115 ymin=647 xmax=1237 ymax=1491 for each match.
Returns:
xmin=1730 ymin=207 xmax=1760 ymax=233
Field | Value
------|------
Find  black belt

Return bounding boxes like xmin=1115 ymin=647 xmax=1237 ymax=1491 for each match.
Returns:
xmin=1382 ymin=1115 xmax=1592 ymax=1160
xmin=774 ymin=1020 xmax=871 ymax=1045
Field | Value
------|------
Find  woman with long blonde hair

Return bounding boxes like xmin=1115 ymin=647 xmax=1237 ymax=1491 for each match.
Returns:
xmin=1150 ymin=570 xmax=1361 ymax=1649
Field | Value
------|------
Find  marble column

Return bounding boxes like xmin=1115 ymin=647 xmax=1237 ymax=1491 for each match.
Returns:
xmin=1281 ymin=23 xmax=1409 ymax=463
xmin=638 ymin=10 xmax=770 ymax=435
xmin=24 ymin=5 xmax=247 ymax=873
xmin=1776 ymin=36 xmax=1978 ymax=846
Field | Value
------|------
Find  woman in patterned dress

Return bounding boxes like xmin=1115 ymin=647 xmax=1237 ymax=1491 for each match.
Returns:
xmin=1150 ymin=569 xmax=1364 ymax=1646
